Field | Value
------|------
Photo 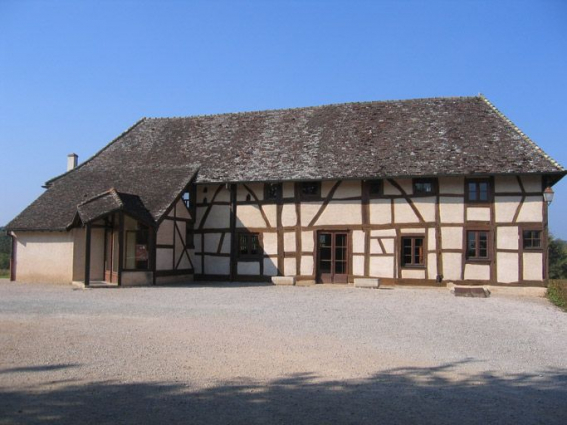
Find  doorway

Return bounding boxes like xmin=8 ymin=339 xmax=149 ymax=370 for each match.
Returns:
xmin=104 ymin=226 xmax=119 ymax=283
xmin=317 ymin=231 xmax=349 ymax=283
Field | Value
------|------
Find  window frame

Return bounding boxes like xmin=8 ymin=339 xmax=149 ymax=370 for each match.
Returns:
xmin=465 ymin=229 xmax=491 ymax=262
xmin=400 ymin=235 xmax=426 ymax=268
xmin=264 ymin=183 xmax=283 ymax=202
xmin=123 ymin=224 xmax=150 ymax=271
xmin=299 ymin=181 xmax=321 ymax=200
xmin=522 ymin=228 xmax=543 ymax=251
xmin=237 ymin=232 xmax=262 ymax=259
xmin=365 ymin=179 xmax=383 ymax=198
xmin=412 ymin=178 xmax=438 ymax=196
xmin=465 ymin=178 xmax=492 ymax=203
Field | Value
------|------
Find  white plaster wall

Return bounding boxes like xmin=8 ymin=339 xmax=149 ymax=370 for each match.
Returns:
xmin=442 ymin=253 xmax=462 ymax=280
xmin=193 ymin=253 xmax=202 ymax=274
xmin=520 ymin=175 xmax=542 ymax=193
xmin=381 ymin=238 xmax=395 ymax=254
xmin=371 ymin=229 xmax=396 ymax=237
xmin=369 ymin=239 xmax=382 ymax=254
xmin=467 ymin=207 xmax=490 ymax=222
xmin=284 ymin=258 xmax=296 ymax=276
xmin=157 ymin=220 xmax=174 ymax=245
xmin=497 ymin=252 xmax=519 ymax=283
xmin=523 ymin=252 xmax=543 ymax=281
xmin=439 ymin=177 xmax=464 ymax=194
xmin=497 ymin=227 xmax=519 ymax=250
xmin=401 ymin=269 xmax=426 ymax=279
xmin=263 ymin=232 xmax=278 ymax=256
xmin=301 ymin=231 xmax=314 ymax=252
xmin=178 ymin=252 xmax=192 ymax=270
xmin=439 ymin=197 xmax=464 ymax=223
xmin=301 ymin=256 xmax=314 ymax=276
xmin=204 ymin=233 xmax=221 ymax=253
xmin=238 ymin=183 xmax=264 ymax=201
xmin=283 ymin=182 xmax=295 ymax=198
xmin=73 ymin=227 xmax=105 ymax=281
xmin=414 ymin=197 xmax=436 ymax=222
xmin=281 ymin=204 xmax=297 ymax=227
xmin=238 ymin=261 xmax=260 ymax=275
xmin=394 ymin=199 xmax=420 ymax=223
xmin=369 ymin=199 xmax=392 ymax=224
xmin=427 ymin=254 xmax=437 ymax=279
xmin=263 ymin=204 xmax=277 ymax=228
xmin=400 ymin=228 xmax=426 ymax=234
xmin=441 ymin=227 xmax=462 ymax=250
xmin=353 ymin=255 xmax=365 ymax=276
xmin=263 ymin=258 xmax=278 ymax=276
xmin=393 ymin=178 xmax=413 ymax=195
xmin=352 ymin=230 xmax=365 ymax=254
xmin=464 ymin=264 xmax=490 ymax=280
xmin=284 ymin=232 xmax=296 ymax=252
xmin=369 ymin=257 xmax=394 ymax=278
xmin=205 ymin=256 xmax=229 ymax=275
xmin=175 ymin=199 xmax=191 ymax=219
xmin=495 ymin=196 xmax=522 ymax=223
xmin=220 ymin=234 xmax=231 ymax=254
xmin=194 ymin=234 xmax=202 ymax=253
xmin=156 ymin=248 xmax=173 ymax=270
xmin=516 ymin=197 xmax=543 ymax=223
xmin=428 ymin=228 xmax=436 ymax=251
xmin=383 ymin=180 xmax=401 ymax=195
xmin=495 ymin=176 xmax=521 ymax=193
xmin=236 ymin=204 xmax=269 ymax=228
xmin=14 ymin=231 xmax=74 ymax=283
xmin=301 ymin=203 xmax=322 ymax=226
xmin=330 ymin=180 xmax=361 ymax=199
xmin=201 ymin=205 xmax=230 ymax=229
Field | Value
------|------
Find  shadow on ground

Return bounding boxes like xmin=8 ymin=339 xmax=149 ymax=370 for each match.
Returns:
xmin=1 ymin=361 xmax=566 ymax=424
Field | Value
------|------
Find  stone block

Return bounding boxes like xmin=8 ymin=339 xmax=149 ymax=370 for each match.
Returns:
xmin=354 ymin=278 xmax=381 ymax=289
xmin=272 ymin=276 xmax=296 ymax=286
xmin=453 ymin=286 xmax=491 ymax=298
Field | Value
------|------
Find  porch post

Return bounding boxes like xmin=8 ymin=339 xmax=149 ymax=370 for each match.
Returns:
xmin=117 ymin=212 xmax=124 ymax=286
xmin=150 ymin=226 xmax=157 ymax=285
xmin=9 ymin=232 xmax=16 ymax=282
xmin=84 ymin=223 xmax=91 ymax=286
xmin=229 ymin=184 xmax=237 ymax=282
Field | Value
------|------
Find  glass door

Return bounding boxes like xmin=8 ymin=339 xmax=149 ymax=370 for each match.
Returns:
xmin=317 ymin=231 xmax=348 ymax=283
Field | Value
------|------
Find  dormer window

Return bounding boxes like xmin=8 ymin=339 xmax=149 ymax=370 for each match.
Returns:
xmin=182 ymin=191 xmax=191 ymax=209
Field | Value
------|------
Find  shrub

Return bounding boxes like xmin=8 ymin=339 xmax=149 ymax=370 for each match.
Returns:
xmin=547 ymin=280 xmax=567 ymax=311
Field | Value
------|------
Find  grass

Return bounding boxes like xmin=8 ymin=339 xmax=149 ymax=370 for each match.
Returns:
xmin=547 ymin=280 xmax=567 ymax=311
xmin=0 ymin=269 xmax=9 ymax=279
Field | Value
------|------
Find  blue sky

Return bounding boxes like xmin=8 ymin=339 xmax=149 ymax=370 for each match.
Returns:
xmin=1 ymin=0 xmax=566 ymax=237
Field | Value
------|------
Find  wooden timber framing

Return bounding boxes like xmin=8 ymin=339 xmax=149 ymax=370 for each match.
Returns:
xmin=187 ymin=174 xmax=550 ymax=287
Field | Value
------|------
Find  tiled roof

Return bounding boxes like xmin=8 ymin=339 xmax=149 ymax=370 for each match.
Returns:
xmin=76 ymin=189 xmax=155 ymax=226
xmin=7 ymin=95 xmax=565 ymax=231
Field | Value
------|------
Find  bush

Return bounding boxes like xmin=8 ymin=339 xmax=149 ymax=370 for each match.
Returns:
xmin=547 ymin=280 xmax=567 ymax=311
xmin=549 ymin=235 xmax=567 ymax=279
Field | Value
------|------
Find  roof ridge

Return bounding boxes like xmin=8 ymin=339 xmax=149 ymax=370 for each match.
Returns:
xmin=479 ymin=94 xmax=565 ymax=171
xmin=44 ymin=117 xmax=148 ymax=188
xmin=144 ymin=95 xmax=480 ymax=121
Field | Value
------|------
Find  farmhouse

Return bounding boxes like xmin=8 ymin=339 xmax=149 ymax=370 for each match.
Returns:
xmin=6 ymin=95 xmax=565 ymax=287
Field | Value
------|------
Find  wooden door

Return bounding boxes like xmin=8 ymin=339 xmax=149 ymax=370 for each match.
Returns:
xmin=317 ymin=232 xmax=348 ymax=283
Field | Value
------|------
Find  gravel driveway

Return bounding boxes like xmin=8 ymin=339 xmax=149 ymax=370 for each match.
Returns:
xmin=1 ymin=280 xmax=566 ymax=424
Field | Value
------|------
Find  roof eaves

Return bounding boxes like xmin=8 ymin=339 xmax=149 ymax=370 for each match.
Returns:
xmin=479 ymin=94 xmax=565 ymax=172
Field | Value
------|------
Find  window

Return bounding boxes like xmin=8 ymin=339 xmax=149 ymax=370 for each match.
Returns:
xmin=238 ymin=233 xmax=261 ymax=258
xmin=466 ymin=230 xmax=489 ymax=260
xmin=523 ymin=230 xmax=542 ymax=250
xmin=366 ymin=179 xmax=383 ymax=197
xmin=264 ymin=183 xmax=282 ymax=201
xmin=300 ymin=182 xmax=321 ymax=199
xmin=182 ymin=191 xmax=191 ymax=209
xmin=401 ymin=236 xmax=424 ymax=267
xmin=124 ymin=224 xmax=149 ymax=270
xmin=413 ymin=178 xmax=437 ymax=195
xmin=466 ymin=179 xmax=491 ymax=202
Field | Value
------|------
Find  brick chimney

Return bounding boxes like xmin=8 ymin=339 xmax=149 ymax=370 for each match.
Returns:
xmin=67 ymin=153 xmax=78 ymax=171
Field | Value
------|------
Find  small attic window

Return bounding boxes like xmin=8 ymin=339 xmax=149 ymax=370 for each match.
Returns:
xmin=182 ymin=191 xmax=191 ymax=209
xmin=300 ymin=182 xmax=321 ymax=200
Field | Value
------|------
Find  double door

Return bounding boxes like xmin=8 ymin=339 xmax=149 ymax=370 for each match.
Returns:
xmin=317 ymin=231 xmax=348 ymax=283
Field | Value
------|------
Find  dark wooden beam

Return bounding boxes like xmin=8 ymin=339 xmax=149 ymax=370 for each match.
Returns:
xmin=150 ymin=226 xmax=157 ymax=285
xmin=229 ymin=184 xmax=237 ymax=281
xmin=118 ymin=212 xmax=124 ymax=287
xmin=84 ymin=224 xmax=91 ymax=286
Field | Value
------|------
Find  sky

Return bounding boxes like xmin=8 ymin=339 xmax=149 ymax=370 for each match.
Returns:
xmin=1 ymin=0 xmax=566 ymax=237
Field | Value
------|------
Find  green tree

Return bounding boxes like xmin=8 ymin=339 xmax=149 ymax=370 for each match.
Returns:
xmin=549 ymin=234 xmax=567 ymax=280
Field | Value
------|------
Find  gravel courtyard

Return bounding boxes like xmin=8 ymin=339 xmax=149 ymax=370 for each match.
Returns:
xmin=1 ymin=281 xmax=566 ymax=424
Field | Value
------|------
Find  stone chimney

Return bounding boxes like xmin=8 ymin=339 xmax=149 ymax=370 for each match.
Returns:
xmin=67 ymin=153 xmax=78 ymax=171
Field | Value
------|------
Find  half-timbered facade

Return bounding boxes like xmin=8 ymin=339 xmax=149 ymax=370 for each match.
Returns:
xmin=6 ymin=95 xmax=565 ymax=287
